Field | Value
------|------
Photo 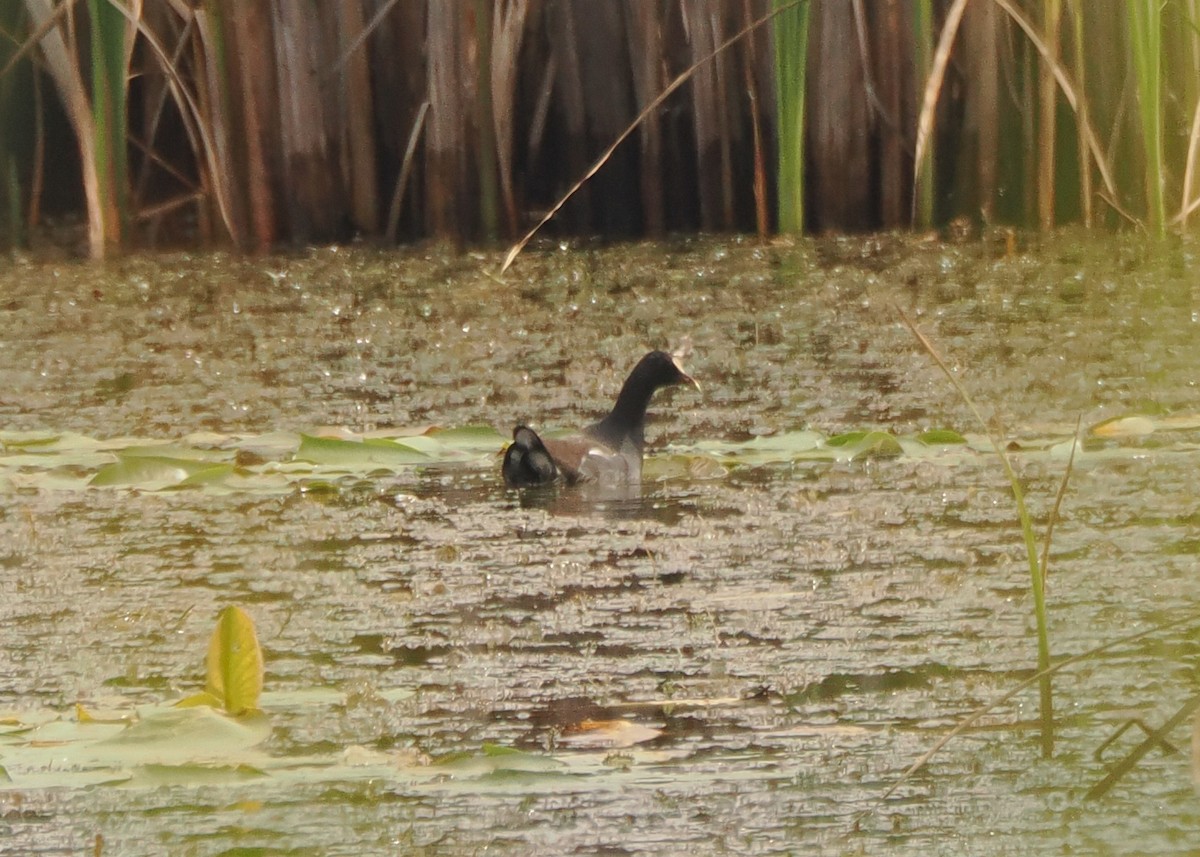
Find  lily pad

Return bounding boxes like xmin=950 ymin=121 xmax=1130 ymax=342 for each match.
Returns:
xmin=204 ymin=605 xmax=264 ymax=715
xmin=90 ymin=454 xmax=225 ymax=488
xmin=917 ymin=429 xmax=968 ymax=445
xmin=295 ymin=434 xmax=432 ymax=469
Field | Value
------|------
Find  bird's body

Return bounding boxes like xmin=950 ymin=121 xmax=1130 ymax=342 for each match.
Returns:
xmin=503 ymin=350 xmax=697 ymax=488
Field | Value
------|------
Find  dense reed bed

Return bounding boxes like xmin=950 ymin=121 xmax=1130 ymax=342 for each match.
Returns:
xmin=2 ymin=0 xmax=1199 ymax=257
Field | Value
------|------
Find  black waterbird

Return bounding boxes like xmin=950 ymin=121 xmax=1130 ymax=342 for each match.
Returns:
xmin=502 ymin=350 xmax=698 ymax=487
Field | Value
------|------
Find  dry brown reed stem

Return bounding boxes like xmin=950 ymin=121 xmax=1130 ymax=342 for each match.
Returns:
xmin=323 ymin=0 xmax=404 ymax=84
xmin=339 ymin=0 xmax=380 ymax=234
xmin=500 ymin=0 xmax=806 ymax=274
xmin=1038 ymin=414 xmax=1081 ymax=595
xmin=741 ymin=0 xmax=768 ymax=239
xmin=2 ymin=0 xmax=77 ymax=80
xmin=29 ymin=52 xmax=44 ymax=232
xmin=912 ymin=0 xmax=968 ymax=224
xmin=386 ymin=100 xmax=429 ymax=245
xmin=491 ymin=0 xmax=531 ymax=235
xmin=226 ymin=0 xmax=275 ymax=250
xmin=628 ymin=0 xmax=664 ymax=236
xmin=1179 ymin=103 xmax=1200 ymax=225
xmin=1037 ymin=0 xmax=1060 ymax=230
xmin=1067 ymin=0 xmax=1093 ymax=227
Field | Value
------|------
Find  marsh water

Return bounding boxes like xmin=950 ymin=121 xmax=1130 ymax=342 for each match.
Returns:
xmin=2 ymin=233 xmax=1199 ymax=854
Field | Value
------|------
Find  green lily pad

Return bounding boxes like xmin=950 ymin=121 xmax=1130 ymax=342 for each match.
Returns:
xmin=0 ymin=431 xmax=62 ymax=449
xmin=295 ymin=434 xmax=432 ymax=469
xmin=427 ymin=424 xmax=507 ymax=452
xmin=917 ymin=429 xmax=967 ymax=445
xmin=434 ymin=743 xmax=563 ymax=775
xmin=89 ymin=454 xmax=224 ymax=488
xmin=828 ymin=430 xmax=903 ymax=460
xmin=82 ymin=707 xmax=271 ymax=767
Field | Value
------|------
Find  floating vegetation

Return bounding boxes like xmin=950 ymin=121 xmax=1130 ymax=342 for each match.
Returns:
xmin=1 ymin=417 xmax=1196 ymax=495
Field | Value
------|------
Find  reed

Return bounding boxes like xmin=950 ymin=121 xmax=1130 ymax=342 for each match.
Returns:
xmin=473 ymin=0 xmax=499 ymax=241
xmin=1067 ymin=0 xmax=1093 ymax=226
xmin=490 ymin=0 xmax=530 ymax=236
xmin=19 ymin=0 xmax=104 ymax=257
xmin=863 ymin=610 xmax=1200 ymax=826
xmin=772 ymin=0 xmax=809 ymax=233
xmin=902 ymin=310 xmax=1059 ymax=758
xmin=910 ymin=0 xmax=935 ymax=228
xmin=339 ymin=0 xmax=381 ymax=236
xmin=4 ymin=1 xmax=1200 ymax=250
xmin=86 ymin=0 xmax=128 ymax=247
xmin=1129 ymin=0 xmax=1166 ymax=237
xmin=0 ymin=2 xmax=28 ymax=247
xmin=1037 ymin=0 xmax=1061 ymax=229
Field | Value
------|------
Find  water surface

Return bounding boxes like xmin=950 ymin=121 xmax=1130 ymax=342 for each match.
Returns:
xmin=1 ymin=233 xmax=1199 ymax=854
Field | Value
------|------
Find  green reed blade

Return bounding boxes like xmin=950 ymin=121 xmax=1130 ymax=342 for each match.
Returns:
xmin=773 ymin=0 xmax=809 ymax=233
xmin=1129 ymin=0 xmax=1165 ymax=237
xmin=900 ymin=308 xmax=1056 ymax=757
xmin=89 ymin=0 xmax=128 ymax=243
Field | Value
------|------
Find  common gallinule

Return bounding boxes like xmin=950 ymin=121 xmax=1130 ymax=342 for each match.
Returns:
xmin=503 ymin=350 xmax=698 ymax=487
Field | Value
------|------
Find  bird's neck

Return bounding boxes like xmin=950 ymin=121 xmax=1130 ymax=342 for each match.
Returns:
xmin=590 ymin=371 xmax=655 ymax=451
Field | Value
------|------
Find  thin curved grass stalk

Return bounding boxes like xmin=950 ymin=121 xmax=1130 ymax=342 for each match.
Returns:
xmin=322 ymin=0 xmax=403 ymax=84
xmin=989 ymin=0 xmax=1118 ymax=214
xmin=134 ymin=189 xmax=203 ymax=221
xmin=500 ymin=0 xmax=808 ymax=274
xmin=131 ymin=6 xmax=192 ymax=210
xmin=900 ymin=308 xmax=1054 ymax=757
xmin=102 ymin=0 xmax=237 ymax=245
xmin=741 ymin=0 xmax=769 ymax=239
xmin=129 ymin=131 xmax=196 ymax=189
xmin=854 ymin=610 xmax=1200 ymax=828
xmin=1038 ymin=415 xmax=1080 ymax=595
xmin=0 ymin=2 xmax=29 ymax=244
xmin=28 ymin=52 xmax=44 ymax=231
xmin=386 ymin=100 xmax=429 ymax=245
